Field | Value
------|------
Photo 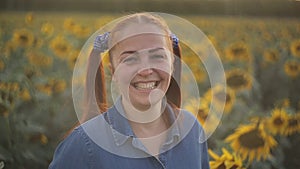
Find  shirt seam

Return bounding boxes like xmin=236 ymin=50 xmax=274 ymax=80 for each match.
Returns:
xmin=76 ymin=127 xmax=95 ymax=169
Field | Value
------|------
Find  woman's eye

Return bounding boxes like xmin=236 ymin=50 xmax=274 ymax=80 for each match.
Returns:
xmin=122 ymin=56 xmax=138 ymax=63
xmin=151 ymin=54 xmax=165 ymax=60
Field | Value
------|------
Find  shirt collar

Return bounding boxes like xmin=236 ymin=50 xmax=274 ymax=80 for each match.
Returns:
xmin=106 ymin=97 xmax=181 ymax=147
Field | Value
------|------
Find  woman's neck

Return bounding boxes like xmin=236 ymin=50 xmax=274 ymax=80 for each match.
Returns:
xmin=122 ymin=98 xmax=164 ymax=124
xmin=129 ymin=112 xmax=168 ymax=138
xmin=122 ymin=98 xmax=170 ymax=156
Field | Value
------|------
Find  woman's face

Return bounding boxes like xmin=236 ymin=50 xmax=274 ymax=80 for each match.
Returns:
xmin=111 ymin=25 xmax=173 ymax=111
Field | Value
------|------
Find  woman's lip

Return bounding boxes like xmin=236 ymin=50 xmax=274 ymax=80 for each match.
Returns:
xmin=130 ymin=81 xmax=160 ymax=90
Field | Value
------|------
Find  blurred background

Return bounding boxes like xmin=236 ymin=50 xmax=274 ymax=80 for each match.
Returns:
xmin=0 ymin=0 xmax=300 ymax=169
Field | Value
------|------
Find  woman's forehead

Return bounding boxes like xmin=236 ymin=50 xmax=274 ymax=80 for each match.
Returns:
xmin=113 ymin=34 xmax=170 ymax=56
xmin=110 ymin=23 xmax=168 ymax=48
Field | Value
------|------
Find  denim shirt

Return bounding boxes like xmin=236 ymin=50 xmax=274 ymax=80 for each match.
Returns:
xmin=49 ymin=99 xmax=210 ymax=169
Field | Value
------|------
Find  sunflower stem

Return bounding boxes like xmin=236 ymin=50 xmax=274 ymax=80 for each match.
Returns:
xmin=4 ymin=115 xmax=12 ymax=149
xmin=244 ymin=158 xmax=252 ymax=169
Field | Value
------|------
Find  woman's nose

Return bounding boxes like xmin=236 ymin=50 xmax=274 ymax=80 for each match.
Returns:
xmin=137 ymin=68 xmax=154 ymax=76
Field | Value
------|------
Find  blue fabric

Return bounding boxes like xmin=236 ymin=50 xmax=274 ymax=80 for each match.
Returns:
xmin=49 ymin=99 xmax=210 ymax=169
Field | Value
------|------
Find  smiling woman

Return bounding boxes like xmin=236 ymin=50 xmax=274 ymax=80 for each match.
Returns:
xmin=48 ymin=12 xmax=210 ymax=169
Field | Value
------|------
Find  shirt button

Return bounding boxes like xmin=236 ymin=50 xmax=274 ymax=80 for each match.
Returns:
xmin=159 ymin=155 xmax=167 ymax=167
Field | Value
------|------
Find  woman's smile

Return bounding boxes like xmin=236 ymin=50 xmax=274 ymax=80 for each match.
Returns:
xmin=132 ymin=81 xmax=159 ymax=90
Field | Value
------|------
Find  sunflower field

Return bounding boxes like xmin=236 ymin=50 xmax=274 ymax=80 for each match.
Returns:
xmin=0 ymin=12 xmax=300 ymax=169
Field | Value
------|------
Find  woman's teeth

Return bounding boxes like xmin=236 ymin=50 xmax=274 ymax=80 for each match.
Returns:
xmin=134 ymin=82 xmax=157 ymax=90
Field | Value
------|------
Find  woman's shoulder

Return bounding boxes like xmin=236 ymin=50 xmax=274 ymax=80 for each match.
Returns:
xmin=48 ymin=113 xmax=116 ymax=169
xmin=48 ymin=126 xmax=94 ymax=168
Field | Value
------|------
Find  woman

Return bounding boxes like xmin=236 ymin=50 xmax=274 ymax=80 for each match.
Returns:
xmin=49 ymin=13 xmax=210 ymax=169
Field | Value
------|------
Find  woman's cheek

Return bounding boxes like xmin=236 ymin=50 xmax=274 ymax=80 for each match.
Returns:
xmin=114 ymin=64 xmax=138 ymax=84
xmin=151 ymin=61 xmax=173 ymax=76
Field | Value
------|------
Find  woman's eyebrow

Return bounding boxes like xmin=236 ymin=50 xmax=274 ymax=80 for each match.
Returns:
xmin=118 ymin=50 xmax=137 ymax=63
xmin=148 ymin=47 xmax=164 ymax=53
xmin=120 ymin=50 xmax=137 ymax=56
xmin=120 ymin=47 xmax=164 ymax=56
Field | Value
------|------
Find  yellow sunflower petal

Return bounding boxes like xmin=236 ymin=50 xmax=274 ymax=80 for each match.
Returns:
xmin=208 ymin=149 xmax=221 ymax=160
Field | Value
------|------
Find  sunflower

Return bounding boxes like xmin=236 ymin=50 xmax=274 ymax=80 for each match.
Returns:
xmin=36 ymin=84 xmax=52 ymax=96
xmin=275 ymin=98 xmax=290 ymax=108
xmin=266 ymin=108 xmax=289 ymax=135
xmin=29 ymin=133 xmax=48 ymax=145
xmin=67 ymin=49 xmax=80 ymax=69
xmin=24 ymin=67 xmax=41 ymax=79
xmin=8 ymin=82 xmax=20 ymax=92
xmin=184 ymin=98 xmax=219 ymax=134
xmin=3 ymin=41 xmax=17 ymax=57
xmin=279 ymin=29 xmax=292 ymax=39
xmin=19 ymin=88 xmax=31 ymax=101
xmin=226 ymin=69 xmax=252 ymax=92
xmin=0 ymin=83 xmax=18 ymax=114
xmin=184 ymin=98 xmax=209 ymax=125
xmin=0 ymin=103 xmax=9 ymax=117
xmin=193 ymin=66 xmax=207 ymax=83
xmin=263 ymin=49 xmax=279 ymax=63
xmin=225 ymin=123 xmax=277 ymax=162
xmin=63 ymin=18 xmax=76 ymax=32
xmin=285 ymin=113 xmax=300 ymax=135
xmin=25 ymin=12 xmax=34 ymax=25
xmin=26 ymin=50 xmax=53 ymax=67
xmin=49 ymin=35 xmax=72 ymax=59
xmin=204 ymin=85 xmax=235 ymax=114
xmin=209 ymin=148 xmax=246 ymax=169
xmin=33 ymin=37 xmax=44 ymax=48
xmin=0 ymin=60 xmax=4 ymax=71
xmin=0 ymin=82 xmax=13 ymax=91
xmin=182 ymin=52 xmax=207 ymax=83
xmin=12 ymin=29 xmax=35 ymax=47
xmin=37 ymin=79 xmax=67 ymax=94
xmin=207 ymin=35 xmax=218 ymax=48
xmin=72 ymin=24 xmax=91 ymax=38
xmin=41 ymin=22 xmax=54 ymax=36
xmin=262 ymin=32 xmax=273 ymax=42
xmin=225 ymin=42 xmax=251 ymax=62
xmin=284 ymin=60 xmax=300 ymax=78
xmin=209 ymin=149 xmax=227 ymax=169
xmin=51 ymin=79 xmax=67 ymax=93
xmin=290 ymin=39 xmax=300 ymax=58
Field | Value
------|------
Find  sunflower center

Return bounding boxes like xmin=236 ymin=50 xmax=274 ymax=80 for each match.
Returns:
xmin=238 ymin=129 xmax=265 ymax=148
xmin=232 ymin=47 xmax=246 ymax=56
xmin=56 ymin=44 xmax=67 ymax=52
xmin=197 ymin=109 xmax=208 ymax=120
xmin=227 ymin=74 xmax=247 ymax=88
xmin=296 ymin=45 xmax=300 ymax=52
xmin=217 ymin=162 xmax=226 ymax=169
xmin=230 ymin=165 xmax=239 ymax=169
xmin=20 ymin=35 xmax=29 ymax=43
xmin=289 ymin=64 xmax=298 ymax=71
xmin=273 ymin=117 xmax=284 ymax=126
xmin=269 ymin=52 xmax=278 ymax=60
